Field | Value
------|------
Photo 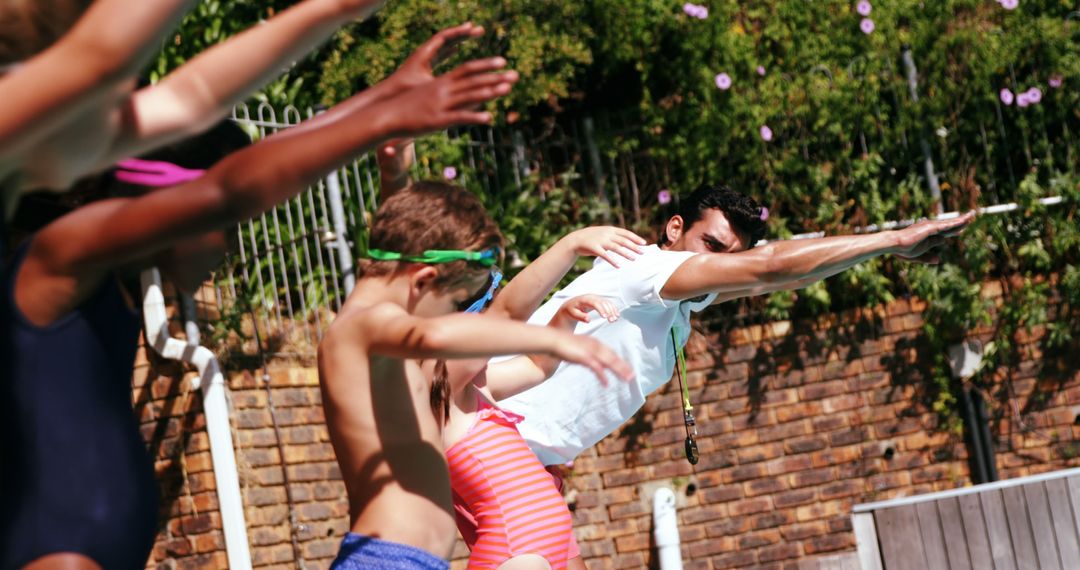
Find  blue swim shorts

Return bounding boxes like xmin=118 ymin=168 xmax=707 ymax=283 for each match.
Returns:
xmin=329 ymin=533 xmax=449 ymax=570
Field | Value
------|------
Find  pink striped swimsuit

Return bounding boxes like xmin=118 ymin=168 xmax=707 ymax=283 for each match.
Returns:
xmin=447 ymin=400 xmax=573 ymax=569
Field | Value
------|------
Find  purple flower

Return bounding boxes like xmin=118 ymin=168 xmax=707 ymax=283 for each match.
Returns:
xmin=682 ymin=3 xmax=708 ymax=19
xmin=760 ymin=125 xmax=774 ymax=142
xmin=714 ymin=72 xmax=732 ymax=90
xmin=999 ymin=88 xmax=1014 ymax=105
xmin=757 ymin=65 xmax=766 ymax=76
xmin=658 ymin=190 xmax=672 ymax=205
xmin=1026 ymin=87 xmax=1042 ymax=104
xmin=1048 ymin=75 xmax=1063 ymax=89
xmin=759 ymin=206 xmax=770 ymax=221
xmin=856 ymin=1 xmax=872 ymax=16
xmin=443 ymin=166 xmax=457 ymax=180
xmin=860 ymin=18 xmax=875 ymax=34
xmin=1016 ymin=93 xmax=1030 ymax=107
xmin=998 ymin=0 xmax=1018 ymax=10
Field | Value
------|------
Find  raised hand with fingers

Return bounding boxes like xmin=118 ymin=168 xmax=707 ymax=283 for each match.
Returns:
xmin=376 ymin=57 xmax=518 ymax=137
xmin=565 ymin=226 xmax=647 ymax=268
xmin=382 ymin=22 xmax=487 ymax=95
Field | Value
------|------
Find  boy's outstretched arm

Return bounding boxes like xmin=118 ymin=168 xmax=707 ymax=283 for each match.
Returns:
xmin=18 ymin=56 xmax=517 ymax=324
xmin=111 ymin=0 xmax=386 ymax=161
xmin=483 ymin=295 xmax=620 ymax=401
xmin=661 ymin=212 xmax=976 ymax=302
xmin=344 ymin=303 xmax=633 ymax=386
xmin=0 ymin=0 xmax=198 ymax=157
xmin=489 ymin=226 xmax=646 ymax=321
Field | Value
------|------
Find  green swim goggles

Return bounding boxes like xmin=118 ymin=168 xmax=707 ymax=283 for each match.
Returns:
xmin=366 ymin=247 xmax=502 ymax=312
xmin=366 ymin=247 xmax=500 ymax=268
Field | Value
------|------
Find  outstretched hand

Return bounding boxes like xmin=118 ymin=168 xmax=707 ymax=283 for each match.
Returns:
xmin=893 ymin=211 xmax=975 ymax=264
xmin=374 ymin=22 xmax=512 ymax=145
xmin=565 ymin=226 xmax=647 ymax=268
xmin=377 ymin=23 xmax=488 ymax=165
xmin=376 ymin=56 xmax=518 ymax=137
xmin=384 ymin=22 xmax=487 ymax=95
xmin=552 ymin=333 xmax=634 ymax=386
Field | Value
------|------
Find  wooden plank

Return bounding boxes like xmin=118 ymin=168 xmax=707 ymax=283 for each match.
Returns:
xmin=914 ymin=501 xmax=950 ymax=569
xmin=959 ymin=492 xmax=995 ymax=569
xmin=1024 ymin=478 xmax=1063 ymax=570
xmin=1044 ymin=478 xmax=1080 ymax=569
xmin=938 ymin=496 xmax=974 ymax=570
xmin=853 ymin=512 xmax=884 ymax=570
xmin=980 ymin=488 xmax=1018 ymax=570
xmin=1004 ymin=483 xmax=1041 ymax=570
xmin=874 ymin=506 xmax=927 ymax=570
xmin=1067 ymin=475 xmax=1080 ymax=554
xmin=840 ymin=553 xmax=860 ymax=570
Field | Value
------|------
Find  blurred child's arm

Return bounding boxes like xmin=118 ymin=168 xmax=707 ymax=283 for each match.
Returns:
xmin=485 ymin=295 xmax=620 ymax=401
xmin=0 ymin=0 xmax=197 ymax=156
xmin=351 ymin=303 xmax=632 ymax=387
xmin=489 ymin=226 xmax=645 ymax=320
xmin=17 ymin=57 xmax=516 ymax=324
xmin=112 ymin=0 xmax=385 ymax=161
xmin=377 ymin=139 xmax=416 ymax=198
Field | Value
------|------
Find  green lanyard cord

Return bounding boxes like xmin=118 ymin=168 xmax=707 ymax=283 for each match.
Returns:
xmin=671 ymin=327 xmax=693 ymax=413
xmin=671 ymin=326 xmax=700 ymax=465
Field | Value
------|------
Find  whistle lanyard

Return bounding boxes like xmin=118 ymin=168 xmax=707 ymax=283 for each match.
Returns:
xmin=671 ymin=326 xmax=699 ymax=465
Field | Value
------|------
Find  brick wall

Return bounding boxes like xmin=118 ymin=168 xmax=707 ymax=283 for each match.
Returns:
xmin=137 ymin=283 xmax=1080 ymax=569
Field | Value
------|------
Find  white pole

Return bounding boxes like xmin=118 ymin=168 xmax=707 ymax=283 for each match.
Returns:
xmin=141 ymin=269 xmax=253 ymax=570
xmin=653 ymin=487 xmax=683 ymax=570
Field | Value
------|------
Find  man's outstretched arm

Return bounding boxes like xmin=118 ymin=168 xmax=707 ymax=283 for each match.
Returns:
xmin=661 ymin=212 xmax=974 ymax=302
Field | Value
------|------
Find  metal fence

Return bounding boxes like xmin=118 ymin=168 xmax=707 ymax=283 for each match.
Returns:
xmin=201 ymin=102 xmax=662 ymax=356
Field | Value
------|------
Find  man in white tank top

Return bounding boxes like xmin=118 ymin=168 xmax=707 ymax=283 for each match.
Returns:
xmin=499 ymin=182 xmax=974 ymax=466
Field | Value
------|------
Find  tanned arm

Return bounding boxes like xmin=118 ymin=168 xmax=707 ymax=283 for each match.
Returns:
xmin=661 ymin=213 xmax=975 ymax=302
xmin=352 ymin=303 xmax=632 ymax=387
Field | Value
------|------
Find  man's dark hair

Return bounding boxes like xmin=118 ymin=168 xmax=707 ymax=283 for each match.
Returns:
xmin=658 ymin=182 xmax=767 ymax=247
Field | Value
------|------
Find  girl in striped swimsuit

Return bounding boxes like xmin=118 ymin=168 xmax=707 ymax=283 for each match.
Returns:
xmin=418 ymin=226 xmax=643 ymax=569
xmin=444 ymin=293 xmax=620 ymax=569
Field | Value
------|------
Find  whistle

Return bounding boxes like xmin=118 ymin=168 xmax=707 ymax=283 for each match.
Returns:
xmin=685 ymin=436 xmax=699 ymax=465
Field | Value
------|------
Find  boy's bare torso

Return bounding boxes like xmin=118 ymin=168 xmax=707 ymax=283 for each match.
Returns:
xmin=318 ymin=305 xmax=457 ymax=559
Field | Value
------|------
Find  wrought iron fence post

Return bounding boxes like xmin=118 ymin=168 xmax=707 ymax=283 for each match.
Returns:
xmin=325 ymin=167 xmax=356 ymax=297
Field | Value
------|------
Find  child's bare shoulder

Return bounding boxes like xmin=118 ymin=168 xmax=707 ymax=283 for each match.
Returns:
xmin=323 ymin=301 xmax=409 ymax=346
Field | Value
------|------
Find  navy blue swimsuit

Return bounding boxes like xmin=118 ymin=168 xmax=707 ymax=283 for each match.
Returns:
xmin=1 ymin=242 xmax=158 ymax=569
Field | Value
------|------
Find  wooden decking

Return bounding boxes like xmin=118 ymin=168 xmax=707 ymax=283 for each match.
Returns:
xmin=852 ymin=468 xmax=1080 ymax=570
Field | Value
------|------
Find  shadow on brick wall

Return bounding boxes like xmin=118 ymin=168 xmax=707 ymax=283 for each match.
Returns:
xmin=133 ymin=351 xmax=205 ymax=539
